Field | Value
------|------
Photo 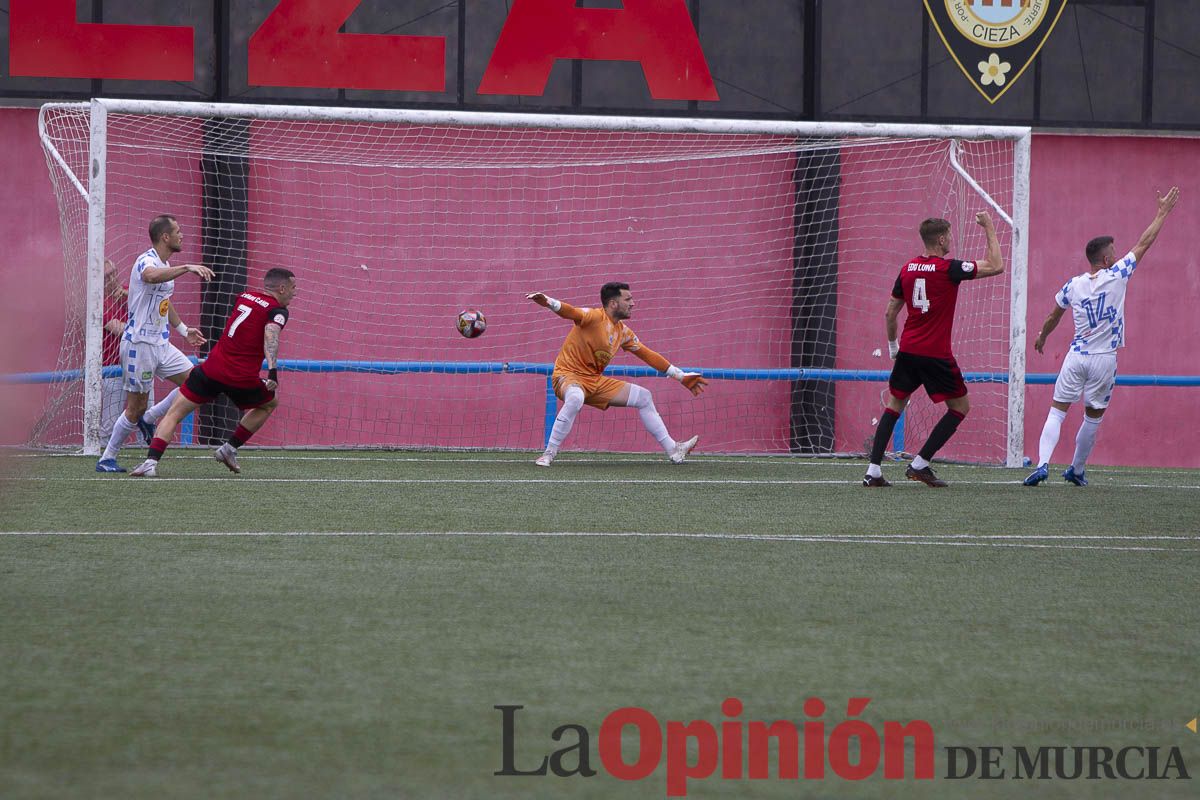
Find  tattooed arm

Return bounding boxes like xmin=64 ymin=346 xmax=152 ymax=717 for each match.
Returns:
xmin=263 ymin=322 xmax=282 ymax=391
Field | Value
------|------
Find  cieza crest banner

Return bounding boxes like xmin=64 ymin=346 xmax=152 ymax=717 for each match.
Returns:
xmin=925 ymin=0 xmax=1069 ymax=103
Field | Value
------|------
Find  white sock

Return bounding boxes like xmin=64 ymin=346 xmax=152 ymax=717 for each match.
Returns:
xmin=1038 ymin=407 xmax=1067 ymax=467
xmin=1071 ymin=415 xmax=1103 ymax=472
xmin=866 ymin=463 xmax=882 ymax=478
xmin=143 ymin=388 xmax=180 ymax=425
xmin=626 ymin=384 xmax=675 ymax=453
xmin=546 ymin=386 xmax=585 ymax=451
xmin=101 ymin=413 xmax=139 ymax=461
xmin=910 ymin=455 xmax=929 ymax=470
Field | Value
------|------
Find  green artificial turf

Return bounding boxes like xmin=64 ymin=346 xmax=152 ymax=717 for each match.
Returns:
xmin=1 ymin=451 xmax=1197 ymax=799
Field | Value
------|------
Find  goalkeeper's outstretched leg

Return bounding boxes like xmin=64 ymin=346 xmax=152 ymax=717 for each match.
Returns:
xmin=612 ymin=384 xmax=698 ymax=463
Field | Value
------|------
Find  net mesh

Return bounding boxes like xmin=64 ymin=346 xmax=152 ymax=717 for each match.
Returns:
xmin=37 ymin=105 xmax=1018 ymax=460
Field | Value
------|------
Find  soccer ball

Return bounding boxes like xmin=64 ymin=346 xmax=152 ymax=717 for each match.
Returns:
xmin=456 ymin=309 xmax=487 ymax=338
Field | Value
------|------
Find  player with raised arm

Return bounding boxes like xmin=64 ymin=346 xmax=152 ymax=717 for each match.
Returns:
xmin=95 ymin=215 xmax=213 ymax=472
xmin=1024 ymin=187 xmax=1179 ymax=487
xmin=863 ymin=212 xmax=1005 ymax=487
xmin=527 ymin=282 xmax=706 ymax=466
xmin=129 ymin=268 xmax=297 ymax=477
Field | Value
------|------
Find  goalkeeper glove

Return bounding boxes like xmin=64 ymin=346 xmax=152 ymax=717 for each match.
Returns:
xmin=887 ymin=340 xmax=900 ymax=359
xmin=666 ymin=365 xmax=708 ymax=396
xmin=526 ymin=292 xmax=561 ymax=312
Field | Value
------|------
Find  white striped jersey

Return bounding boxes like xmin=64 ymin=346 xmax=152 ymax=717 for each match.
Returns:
xmin=125 ymin=248 xmax=175 ymax=345
xmin=1055 ymin=250 xmax=1136 ymax=355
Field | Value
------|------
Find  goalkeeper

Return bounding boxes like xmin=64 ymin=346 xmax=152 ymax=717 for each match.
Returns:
xmin=527 ymin=282 xmax=707 ymax=466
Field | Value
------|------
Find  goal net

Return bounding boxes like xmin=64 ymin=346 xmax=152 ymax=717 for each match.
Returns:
xmin=37 ymin=100 xmax=1029 ymax=464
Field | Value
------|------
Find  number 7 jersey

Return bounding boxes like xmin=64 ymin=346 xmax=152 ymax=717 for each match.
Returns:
xmin=1056 ymin=251 xmax=1136 ymax=355
xmin=201 ymin=290 xmax=290 ymax=387
xmin=892 ymin=255 xmax=978 ymax=360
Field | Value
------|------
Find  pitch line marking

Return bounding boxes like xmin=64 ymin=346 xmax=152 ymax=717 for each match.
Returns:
xmin=3 ymin=530 xmax=1195 ymax=540
xmin=0 ymin=531 xmax=1192 ymax=542
xmin=0 ymin=530 xmax=1195 ymax=552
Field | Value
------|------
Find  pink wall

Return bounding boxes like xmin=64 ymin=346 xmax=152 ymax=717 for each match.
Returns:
xmin=2 ymin=105 xmax=1197 ymax=466
xmin=0 ymin=108 xmax=65 ymax=447
xmin=1025 ymin=135 xmax=1200 ymax=468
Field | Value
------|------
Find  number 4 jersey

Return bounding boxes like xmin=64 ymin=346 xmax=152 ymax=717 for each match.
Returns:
xmin=892 ymin=255 xmax=978 ymax=360
xmin=1056 ymin=251 xmax=1136 ymax=355
xmin=201 ymin=290 xmax=289 ymax=387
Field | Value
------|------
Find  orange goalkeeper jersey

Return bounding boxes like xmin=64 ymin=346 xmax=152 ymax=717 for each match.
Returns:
xmin=554 ymin=307 xmax=669 ymax=376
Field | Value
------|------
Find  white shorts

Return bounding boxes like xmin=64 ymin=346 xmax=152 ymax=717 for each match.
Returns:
xmin=122 ymin=339 xmax=192 ymax=394
xmin=1052 ymin=350 xmax=1117 ymax=409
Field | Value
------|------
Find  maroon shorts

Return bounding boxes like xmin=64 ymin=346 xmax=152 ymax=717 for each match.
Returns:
xmin=181 ymin=364 xmax=275 ymax=411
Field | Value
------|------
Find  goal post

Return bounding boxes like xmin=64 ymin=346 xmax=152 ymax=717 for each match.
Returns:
xmin=83 ymin=101 xmax=108 ymax=456
xmin=1009 ymin=133 xmax=1032 ymax=469
xmin=37 ymin=98 xmax=1030 ymax=464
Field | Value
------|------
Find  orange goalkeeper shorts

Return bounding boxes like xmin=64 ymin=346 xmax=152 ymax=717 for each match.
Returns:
xmin=552 ymin=370 xmax=628 ymax=410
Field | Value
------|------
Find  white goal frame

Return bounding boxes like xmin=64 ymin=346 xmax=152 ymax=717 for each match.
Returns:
xmin=40 ymin=98 xmax=1030 ymax=465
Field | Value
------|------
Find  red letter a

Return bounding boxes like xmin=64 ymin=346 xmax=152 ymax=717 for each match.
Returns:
xmin=479 ymin=0 xmax=718 ymax=101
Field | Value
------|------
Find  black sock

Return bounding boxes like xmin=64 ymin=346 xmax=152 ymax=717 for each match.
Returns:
xmin=870 ymin=409 xmax=901 ymax=465
xmin=147 ymin=436 xmax=168 ymax=461
xmin=229 ymin=424 xmax=253 ymax=449
xmin=918 ymin=409 xmax=966 ymax=461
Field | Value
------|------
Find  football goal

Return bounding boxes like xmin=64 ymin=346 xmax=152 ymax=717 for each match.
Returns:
xmin=37 ymin=99 xmax=1029 ymax=464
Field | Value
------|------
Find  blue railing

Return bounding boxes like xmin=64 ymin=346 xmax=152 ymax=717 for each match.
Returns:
xmin=5 ymin=360 xmax=1198 ymax=450
xmin=6 ymin=360 xmax=1200 ymax=387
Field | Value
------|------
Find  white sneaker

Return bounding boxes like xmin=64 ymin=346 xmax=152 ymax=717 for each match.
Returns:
xmin=669 ymin=435 xmax=699 ymax=464
xmin=534 ymin=449 xmax=557 ymax=467
xmin=215 ymin=443 xmax=241 ymax=474
xmin=129 ymin=459 xmax=158 ymax=477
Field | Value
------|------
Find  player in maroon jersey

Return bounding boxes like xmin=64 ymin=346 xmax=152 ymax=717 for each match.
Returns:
xmin=130 ymin=268 xmax=297 ymax=477
xmin=863 ymin=212 xmax=1004 ymax=488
